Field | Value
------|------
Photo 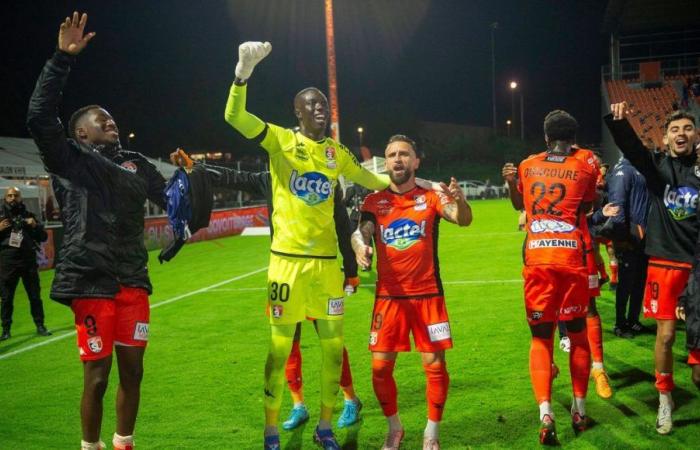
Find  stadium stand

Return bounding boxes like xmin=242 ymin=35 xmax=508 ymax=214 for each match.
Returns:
xmin=0 ymin=136 xmax=178 ymax=220
xmin=600 ymin=2 xmax=700 ymax=158
xmin=605 ymin=79 xmax=679 ymax=149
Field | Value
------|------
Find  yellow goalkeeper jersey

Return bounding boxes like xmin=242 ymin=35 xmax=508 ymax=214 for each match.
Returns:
xmin=225 ymin=83 xmax=390 ymax=258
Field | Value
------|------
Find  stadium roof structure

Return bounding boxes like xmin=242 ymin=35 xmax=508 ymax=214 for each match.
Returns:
xmin=602 ymin=0 xmax=700 ymax=34
xmin=0 ymin=136 xmax=178 ymax=179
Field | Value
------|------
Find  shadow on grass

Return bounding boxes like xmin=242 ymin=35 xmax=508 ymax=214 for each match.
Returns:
xmin=341 ymin=420 xmax=362 ymax=450
xmin=640 ymin=385 xmax=696 ymax=412
xmin=0 ymin=325 xmax=73 ymax=354
xmin=283 ymin=420 xmax=308 ymax=450
xmin=608 ymin=366 xmax=655 ymax=390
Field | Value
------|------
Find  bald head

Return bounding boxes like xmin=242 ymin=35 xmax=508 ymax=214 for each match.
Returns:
xmin=293 ymin=87 xmax=329 ymax=140
xmin=4 ymin=187 xmax=21 ymax=207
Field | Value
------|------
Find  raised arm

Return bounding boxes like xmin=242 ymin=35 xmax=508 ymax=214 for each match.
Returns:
xmin=223 ymin=42 xmax=272 ymax=139
xmin=170 ymin=148 xmax=271 ymax=197
xmin=340 ymin=147 xmax=390 ymax=191
xmin=604 ymin=102 xmax=663 ymax=191
xmin=26 ymin=12 xmax=96 ymax=180
xmin=438 ymin=177 xmax=472 ymax=226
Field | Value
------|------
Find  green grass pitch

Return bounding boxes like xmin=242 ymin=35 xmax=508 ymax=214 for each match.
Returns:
xmin=1 ymin=199 xmax=698 ymax=449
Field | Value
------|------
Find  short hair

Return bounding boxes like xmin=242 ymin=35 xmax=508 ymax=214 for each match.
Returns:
xmin=68 ymin=104 xmax=102 ymax=140
xmin=543 ymin=110 xmax=578 ymax=142
xmin=664 ymin=110 xmax=696 ymax=132
xmin=294 ymin=87 xmax=325 ymax=107
xmin=386 ymin=134 xmax=417 ymax=153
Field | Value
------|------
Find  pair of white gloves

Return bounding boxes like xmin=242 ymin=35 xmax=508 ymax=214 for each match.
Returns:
xmin=235 ymin=41 xmax=272 ymax=80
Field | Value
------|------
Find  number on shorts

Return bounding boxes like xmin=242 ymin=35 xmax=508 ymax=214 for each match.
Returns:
xmin=270 ymin=282 xmax=290 ymax=302
xmin=530 ymin=182 xmax=566 ymax=216
xmin=648 ymin=281 xmax=659 ymax=300
xmin=372 ymin=313 xmax=383 ymax=330
xmin=84 ymin=315 xmax=97 ymax=336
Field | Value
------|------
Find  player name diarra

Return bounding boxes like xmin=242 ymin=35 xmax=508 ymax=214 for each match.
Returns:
xmin=528 ymin=239 xmax=578 ymax=249
xmin=523 ymin=167 xmax=579 ymax=181
xmin=380 ymin=220 xmax=427 ymax=243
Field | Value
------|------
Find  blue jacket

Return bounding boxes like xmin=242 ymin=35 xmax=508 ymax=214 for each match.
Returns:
xmin=607 ymin=157 xmax=649 ymax=245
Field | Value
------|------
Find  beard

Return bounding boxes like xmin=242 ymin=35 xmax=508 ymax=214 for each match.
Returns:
xmin=389 ymin=167 xmax=413 ymax=185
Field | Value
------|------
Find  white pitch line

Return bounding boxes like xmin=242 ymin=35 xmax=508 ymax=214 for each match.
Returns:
xmin=207 ymin=278 xmax=523 ymax=292
xmin=0 ymin=266 xmax=268 ymax=361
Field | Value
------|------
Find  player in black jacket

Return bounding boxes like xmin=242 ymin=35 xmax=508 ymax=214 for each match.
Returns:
xmin=171 ymin=150 xmax=363 ymax=429
xmin=606 ymin=102 xmax=699 ymax=435
xmin=26 ymin=13 xmax=167 ymax=450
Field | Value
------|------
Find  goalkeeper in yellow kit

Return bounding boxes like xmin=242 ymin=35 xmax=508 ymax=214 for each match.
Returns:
xmin=225 ymin=42 xmax=390 ymax=450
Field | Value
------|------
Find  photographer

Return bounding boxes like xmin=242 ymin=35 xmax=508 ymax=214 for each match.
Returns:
xmin=0 ymin=187 xmax=51 ymax=340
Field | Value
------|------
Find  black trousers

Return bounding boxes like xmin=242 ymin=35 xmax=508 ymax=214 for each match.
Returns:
xmin=0 ymin=264 xmax=45 ymax=329
xmin=615 ymin=248 xmax=648 ymax=328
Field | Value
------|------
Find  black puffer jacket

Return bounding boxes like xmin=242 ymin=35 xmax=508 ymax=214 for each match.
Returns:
xmin=27 ymin=50 xmax=166 ymax=305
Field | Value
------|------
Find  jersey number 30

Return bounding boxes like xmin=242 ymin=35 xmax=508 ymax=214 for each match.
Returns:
xmin=270 ymin=282 xmax=290 ymax=302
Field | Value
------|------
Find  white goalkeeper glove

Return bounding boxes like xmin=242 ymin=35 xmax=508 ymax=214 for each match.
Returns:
xmin=235 ymin=41 xmax=272 ymax=80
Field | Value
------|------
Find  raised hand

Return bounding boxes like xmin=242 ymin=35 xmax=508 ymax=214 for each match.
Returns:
xmin=58 ymin=11 xmax=95 ymax=55
xmin=437 ymin=177 xmax=464 ymax=200
xmin=610 ymin=101 xmax=629 ymax=121
xmin=235 ymin=41 xmax=272 ymax=80
xmin=169 ymin=148 xmax=194 ymax=170
xmin=502 ymin=163 xmax=517 ymax=183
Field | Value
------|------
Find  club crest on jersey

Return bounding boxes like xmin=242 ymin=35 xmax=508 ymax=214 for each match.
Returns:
xmin=120 ymin=161 xmax=138 ymax=173
xmin=414 ymin=194 xmax=427 ymax=211
xmin=380 ymin=218 xmax=426 ymax=250
xmin=87 ymin=336 xmax=103 ymax=353
xmin=289 ymin=170 xmax=333 ymax=206
xmin=272 ymin=305 xmax=283 ymax=318
xmin=663 ymin=185 xmax=699 ymax=221
xmin=325 ymin=147 xmax=337 ymax=169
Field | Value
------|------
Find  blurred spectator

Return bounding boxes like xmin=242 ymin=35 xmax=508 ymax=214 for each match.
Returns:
xmin=0 ymin=187 xmax=51 ymax=340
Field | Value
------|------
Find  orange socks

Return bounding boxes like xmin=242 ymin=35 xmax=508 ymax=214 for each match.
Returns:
xmin=586 ymin=315 xmax=604 ymax=364
xmin=340 ymin=347 xmax=353 ymax=388
xmin=529 ymin=336 xmax=554 ymax=403
xmin=610 ymin=261 xmax=618 ymax=284
xmin=655 ymin=371 xmax=675 ymax=392
xmin=286 ymin=340 xmax=302 ymax=395
xmin=424 ymin=362 xmax=449 ymax=421
xmin=568 ymin=329 xmax=591 ymax=398
xmin=372 ymin=359 xmax=398 ymax=417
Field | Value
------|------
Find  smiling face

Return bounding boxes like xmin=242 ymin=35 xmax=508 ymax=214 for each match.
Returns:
xmin=75 ymin=107 xmax=120 ymax=146
xmin=294 ymin=88 xmax=329 ymax=138
xmin=664 ymin=117 xmax=697 ymax=157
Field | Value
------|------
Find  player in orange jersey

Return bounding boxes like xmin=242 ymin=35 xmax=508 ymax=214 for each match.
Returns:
xmin=352 ymin=135 xmax=471 ymax=450
xmin=503 ymin=110 xmax=617 ymax=445
xmin=569 ymin=147 xmax=614 ymax=399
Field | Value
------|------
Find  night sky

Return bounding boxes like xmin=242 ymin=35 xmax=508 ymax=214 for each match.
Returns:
xmin=1 ymin=0 xmax=609 ymax=159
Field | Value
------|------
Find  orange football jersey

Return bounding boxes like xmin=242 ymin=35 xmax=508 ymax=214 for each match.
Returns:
xmin=517 ymin=151 xmax=597 ymax=267
xmin=361 ymin=187 xmax=449 ymax=298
